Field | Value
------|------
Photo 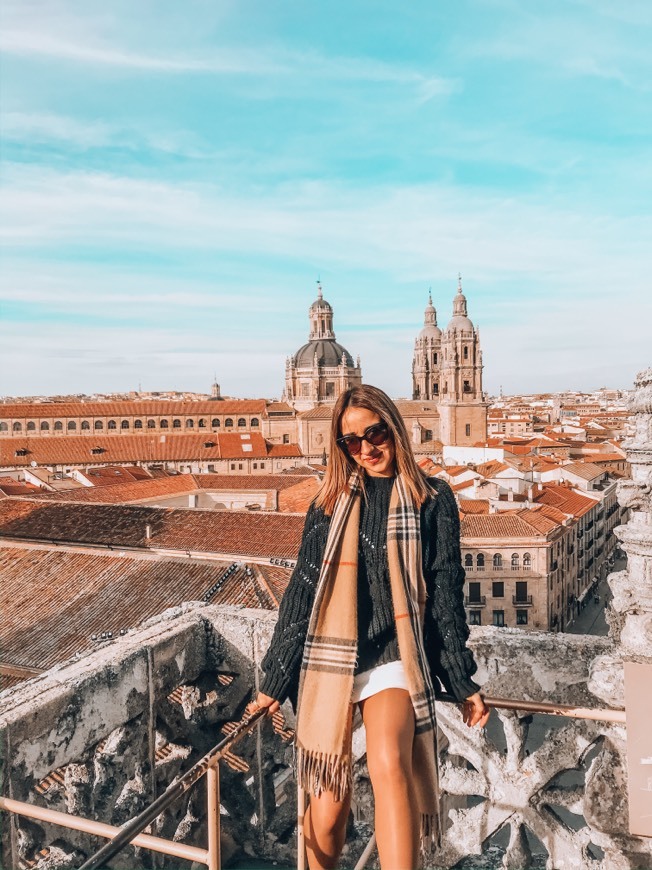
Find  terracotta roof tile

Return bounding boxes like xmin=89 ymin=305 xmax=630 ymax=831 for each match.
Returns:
xmin=32 ymin=474 xmax=198 ymax=504
xmin=298 ymin=406 xmax=334 ymax=420
xmin=0 ymin=399 xmax=267 ymax=419
xmin=458 ymin=499 xmax=490 ymax=515
xmin=0 ymin=499 xmax=305 ymax=559
xmin=535 ymin=484 xmax=596 ymax=518
xmin=0 ymin=546 xmax=292 ymax=673
xmin=561 ymin=461 xmax=606 ymax=480
xmin=461 ymin=513 xmax=551 ymax=539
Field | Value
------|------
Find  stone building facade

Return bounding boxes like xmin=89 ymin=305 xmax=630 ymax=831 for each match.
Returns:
xmin=283 ymin=283 xmax=362 ymax=411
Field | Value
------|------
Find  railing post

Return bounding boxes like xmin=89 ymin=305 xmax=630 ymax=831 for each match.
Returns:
xmin=207 ymin=764 xmax=221 ymax=870
xmin=297 ymin=782 xmax=306 ymax=870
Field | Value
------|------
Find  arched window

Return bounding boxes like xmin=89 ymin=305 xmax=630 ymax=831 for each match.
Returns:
xmin=523 ymin=553 xmax=531 ymax=571
xmin=81 ymin=421 xmax=90 ymax=431
xmin=476 ymin=553 xmax=485 ymax=570
xmin=212 ymin=418 xmax=221 ymax=428
xmin=108 ymin=420 xmax=117 ymax=430
xmin=0 ymin=422 xmax=7 ymax=432
xmin=40 ymin=421 xmax=50 ymax=431
xmin=121 ymin=420 xmax=129 ymax=429
xmin=173 ymin=419 xmax=181 ymax=429
xmin=464 ymin=346 xmax=469 ymax=359
xmin=95 ymin=420 xmax=103 ymax=430
xmin=511 ymin=553 xmax=519 ymax=571
xmin=493 ymin=553 xmax=503 ymax=570
xmin=160 ymin=419 xmax=169 ymax=429
xmin=198 ymin=418 xmax=206 ymax=428
xmin=237 ymin=418 xmax=246 ymax=427
xmin=432 ymin=382 xmax=439 ymax=395
xmin=134 ymin=419 xmax=143 ymax=429
xmin=68 ymin=421 xmax=76 ymax=431
xmin=186 ymin=419 xmax=194 ymax=428
xmin=54 ymin=421 xmax=63 ymax=430
xmin=251 ymin=417 xmax=259 ymax=427
xmin=13 ymin=422 xmax=22 ymax=432
xmin=27 ymin=421 xmax=36 ymax=431
xmin=433 ymin=353 xmax=438 ymax=365
xmin=225 ymin=418 xmax=233 ymax=428
xmin=464 ymin=554 xmax=473 ymax=570
xmin=147 ymin=420 xmax=156 ymax=429
xmin=463 ymin=380 xmax=471 ymax=393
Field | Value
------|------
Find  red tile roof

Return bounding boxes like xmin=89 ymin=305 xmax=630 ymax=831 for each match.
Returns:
xmin=0 ymin=499 xmax=305 ymax=559
xmin=77 ymin=465 xmax=152 ymax=485
xmin=0 ymin=433 xmax=303 ymax=468
xmin=458 ymin=499 xmax=490 ymax=515
xmin=0 ymin=477 xmax=42 ymax=496
xmin=535 ymin=484 xmax=597 ymax=518
xmin=461 ymin=513 xmax=552 ymax=539
xmin=31 ymin=474 xmax=199 ymax=504
xmin=0 ymin=545 xmax=292 ymax=674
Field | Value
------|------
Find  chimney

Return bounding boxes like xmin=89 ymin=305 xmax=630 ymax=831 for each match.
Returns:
xmin=508 ymin=490 xmax=514 ymax=502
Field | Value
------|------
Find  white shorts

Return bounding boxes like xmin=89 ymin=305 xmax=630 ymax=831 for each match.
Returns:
xmin=351 ymin=660 xmax=409 ymax=704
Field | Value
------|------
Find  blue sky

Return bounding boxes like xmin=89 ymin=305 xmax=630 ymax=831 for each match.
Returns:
xmin=1 ymin=0 xmax=650 ymax=399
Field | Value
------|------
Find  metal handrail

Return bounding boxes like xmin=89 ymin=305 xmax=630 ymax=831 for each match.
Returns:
xmin=1 ymin=694 xmax=627 ymax=870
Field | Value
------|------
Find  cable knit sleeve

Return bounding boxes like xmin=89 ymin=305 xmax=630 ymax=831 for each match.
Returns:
xmin=259 ymin=503 xmax=329 ymax=705
xmin=423 ymin=479 xmax=481 ymax=702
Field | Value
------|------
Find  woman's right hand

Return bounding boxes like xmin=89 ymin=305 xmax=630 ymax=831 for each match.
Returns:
xmin=247 ymin=692 xmax=280 ymax=717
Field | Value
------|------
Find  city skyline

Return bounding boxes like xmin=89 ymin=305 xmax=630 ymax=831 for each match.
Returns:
xmin=1 ymin=1 xmax=650 ymax=398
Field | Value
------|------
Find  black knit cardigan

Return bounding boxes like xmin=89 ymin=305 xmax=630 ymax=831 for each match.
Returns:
xmin=260 ymin=476 xmax=481 ymax=707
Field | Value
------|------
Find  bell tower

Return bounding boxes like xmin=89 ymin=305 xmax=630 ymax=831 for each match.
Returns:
xmin=412 ymin=290 xmax=442 ymax=400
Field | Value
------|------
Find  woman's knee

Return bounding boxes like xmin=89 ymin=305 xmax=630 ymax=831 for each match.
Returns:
xmin=367 ymin=740 xmax=412 ymax=784
xmin=309 ymin=791 xmax=350 ymax=839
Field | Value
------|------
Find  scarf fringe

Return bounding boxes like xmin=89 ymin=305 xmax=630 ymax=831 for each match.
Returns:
xmin=420 ymin=812 xmax=441 ymax=855
xmin=297 ymin=746 xmax=351 ymax=802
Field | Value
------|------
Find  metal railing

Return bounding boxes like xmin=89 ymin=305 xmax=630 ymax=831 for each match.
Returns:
xmin=0 ymin=695 xmax=627 ymax=870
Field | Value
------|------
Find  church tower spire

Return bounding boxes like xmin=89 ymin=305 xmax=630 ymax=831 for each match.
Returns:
xmin=411 ymin=289 xmax=442 ymax=401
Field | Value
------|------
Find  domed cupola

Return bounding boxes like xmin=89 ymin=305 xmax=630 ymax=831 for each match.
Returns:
xmin=446 ymin=275 xmax=474 ymax=333
xmin=284 ymin=281 xmax=362 ymax=409
xmin=419 ymin=290 xmax=442 ymax=339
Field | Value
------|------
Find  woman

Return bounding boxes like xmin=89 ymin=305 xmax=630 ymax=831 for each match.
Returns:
xmin=253 ymin=385 xmax=489 ymax=870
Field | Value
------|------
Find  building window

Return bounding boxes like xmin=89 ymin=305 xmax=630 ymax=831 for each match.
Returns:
xmin=492 ymin=610 xmax=505 ymax=627
xmin=67 ymin=421 xmax=76 ymax=430
xmin=198 ymin=419 xmax=206 ymax=428
xmin=433 ymin=353 xmax=438 ymax=365
xmin=463 ymin=380 xmax=471 ymax=393
xmin=230 ymin=463 xmax=236 ymax=470
xmin=13 ymin=422 xmax=23 ymax=432
xmin=511 ymin=553 xmax=519 ymax=571
xmin=516 ymin=610 xmax=528 ymax=626
xmin=467 ymin=582 xmax=482 ymax=603
xmin=325 ymin=382 xmax=335 ymax=398
xmin=465 ymin=424 xmax=471 ymax=437
xmin=523 ymin=552 xmax=531 ymax=570
xmin=81 ymin=421 xmax=90 ymax=430
xmin=134 ymin=419 xmax=143 ymax=429
xmin=238 ymin=418 xmax=246 ymax=427
xmin=515 ymin=581 xmax=529 ymax=603
xmin=259 ymin=462 xmax=265 ymax=470
xmin=147 ymin=420 xmax=156 ymax=428
xmin=95 ymin=420 xmax=103 ymax=430
xmin=160 ymin=419 xmax=169 ymax=428
xmin=476 ymin=553 xmax=485 ymax=571
xmin=225 ymin=418 xmax=233 ymax=428
xmin=251 ymin=418 xmax=259 ymax=427
xmin=186 ymin=419 xmax=194 ymax=428
xmin=433 ymin=382 xmax=439 ymax=395
xmin=173 ymin=419 xmax=181 ymax=429
xmin=493 ymin=553 xmax=503 ymax=571
xmin=40 ymin=421 xmax=50 ymax=431
xmin=0 ymin=422 xmax=7 ymax=432
xmin=108 ymin=420 xmax=116 ymax=430
xmin=464 ymin=554 xmax=473 ymax=571
xmin=492 ymin=581 xmax=504 ymax=598
xmin=121 ymin=420 xmax=129 ymax=429
xmin=253 ymin=462 xmax=257 ymax=469
xmin=239 ymin=463 xmax=243 ymax=470
xmin=301 ymin=383 xmax=310 ymax=397
xmin=424 ymin=429 xmax=433 ymax=441
xmin=26 ymin=421 xmax=36 ymax=431
xmin=464 ymin=346 xmax=469 ymax=360
xmin=468 ymin=610 xmax=482 ymax=626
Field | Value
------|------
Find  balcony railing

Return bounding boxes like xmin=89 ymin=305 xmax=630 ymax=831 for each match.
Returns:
xmin=512 ymin=594 xmax=534 ymax=606
xmin=465 ymin=595 xmax=487 ymax=606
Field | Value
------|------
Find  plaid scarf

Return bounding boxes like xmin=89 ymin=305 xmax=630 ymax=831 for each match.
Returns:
xmin=295 ymin=471 xmax=441 ymax=850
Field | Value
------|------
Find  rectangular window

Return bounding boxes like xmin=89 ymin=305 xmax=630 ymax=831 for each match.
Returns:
xmin=325 ymin=382 xmax=335 ymax=397
xmin=465 ymin=424 xmax=471 ymax=437
xmin=515 ymin=581 xmax=528 ymax=602
xmin=492 ymin=581 xmax=504 ymax=598
xmin=492 ymin=610 xmax=505 ymax=627
xmin=468 ymin=610 xmax=482 ymax=626
xmin=253 ymin=462 xmax=257 ymax=469
xmin=516 ymin=610 xmax=528 ymax=626
xmin=230 ymin=463 xmax=236 ymax=470
xmin=468 ymin=582 xmax=482 ymax=603
xmin=301 ymin=383 xmax=310 ymax=397
xmin=238 ymin=463 xmax=243 ymax=470
xmin=283 ymin=434 xmax=290 ymax=444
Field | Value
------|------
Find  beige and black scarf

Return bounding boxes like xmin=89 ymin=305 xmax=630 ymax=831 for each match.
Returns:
xmin=295 ymin=470 xmax=441 ymax=849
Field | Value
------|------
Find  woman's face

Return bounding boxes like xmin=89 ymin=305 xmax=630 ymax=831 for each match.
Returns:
xmin=339 ymin=406 xmax=396 ymax=478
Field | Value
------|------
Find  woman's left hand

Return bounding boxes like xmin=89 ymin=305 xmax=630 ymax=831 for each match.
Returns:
xmin=462 ymin=692 xmax=490 ymax=728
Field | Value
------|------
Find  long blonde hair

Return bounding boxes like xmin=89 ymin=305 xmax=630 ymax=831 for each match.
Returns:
xmin=315 ymin=384 xmax=432 ymax=515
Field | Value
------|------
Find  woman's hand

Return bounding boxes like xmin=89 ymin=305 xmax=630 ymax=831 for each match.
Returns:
xmin=247 ymin=691 xmax=280 ymax=717
xmin=462 ymin=692 xmax=490 ymax=728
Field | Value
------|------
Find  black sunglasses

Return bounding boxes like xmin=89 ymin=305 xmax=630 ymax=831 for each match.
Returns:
xmin=336 ymin=422 xmax=390 ymax=456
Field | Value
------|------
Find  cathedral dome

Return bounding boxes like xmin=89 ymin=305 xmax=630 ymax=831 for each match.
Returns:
xmin=293 ymin=339 xmax=355 ymax=368
xmin=419 ymin=291 xmax=441 ymax=339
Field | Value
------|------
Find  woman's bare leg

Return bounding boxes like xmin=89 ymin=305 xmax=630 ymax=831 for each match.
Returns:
xmin=360 ymin=689 xmax=419 ymax=870
xmin=304 ymin=787 xmax=351 ymax=870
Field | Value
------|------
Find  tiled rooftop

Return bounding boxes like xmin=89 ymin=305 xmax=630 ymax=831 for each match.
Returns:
xmin=535 ymin=484 xmax=597 ymax=517
xmin=461 ymin=512 xmax=555 ymax=539
xmin=0 ymin=499 xmax=305 ymax=559
xmin=0 ymin=399 xmax=268 ymax=418
xmin=0 ymin=546 xmax=292 ymax=675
